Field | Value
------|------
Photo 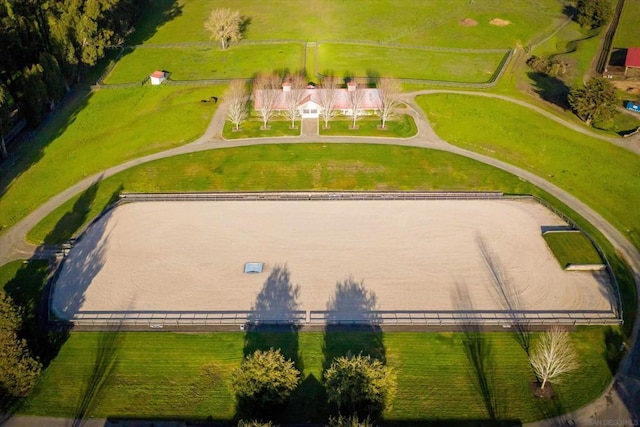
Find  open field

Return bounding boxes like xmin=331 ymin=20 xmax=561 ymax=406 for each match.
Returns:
xmin=104 ymin=44 xmax=305 ymax=84
xmin=6 ymin=325 xmax=613 ymax=423
xmin=131 ymin=0 xmax=564 ymax=49
xmin=416 ymin=93 xmax=640 ymax=250
xmin=0 ymin=85 xmax=221 ymax=236
xmin=612 ymin=0 xmax=640 ymax=48
xmin=316 ymin=44 xmax=507 ymax=82
xmin=50 ymin=198 xmax=615 ymax=322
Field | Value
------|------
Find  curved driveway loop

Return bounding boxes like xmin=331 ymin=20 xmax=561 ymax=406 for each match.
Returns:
xmin=0 ymin=91 xmax=638 ymax=426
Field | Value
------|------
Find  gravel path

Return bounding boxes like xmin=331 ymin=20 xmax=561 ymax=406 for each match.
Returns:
xmin=0 ymin=90 xmax=638 ymax=425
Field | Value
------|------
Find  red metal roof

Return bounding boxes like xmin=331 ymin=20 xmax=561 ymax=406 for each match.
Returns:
xmin=625 ymin=47 xmax=640 ymax=68
xmin=150 ymin=71 xmax=165 ymax=78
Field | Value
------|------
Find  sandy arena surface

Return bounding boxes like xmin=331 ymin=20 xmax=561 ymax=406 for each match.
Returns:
xmin=51 ymin=199 xmax=616 ymax=320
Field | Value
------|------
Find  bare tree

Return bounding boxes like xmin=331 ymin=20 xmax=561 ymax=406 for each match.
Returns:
xmin=204 ymin=8 xmax=242 ymax=50
xmin=318 ymin=75 xmax=340 ymax=129
xmin=346 ymin=81 xmax=365 ymax=129
xmin=225 ymin=80 xmax=250 ymax=131
xmin=283 ymin=74 xmax=306 ymax=129
xmin=530 ymin=327 xmax=579 ymax=390
xmin=254 ymin=73 xmax=281 ymax=129
xmin=375 ymin=78 xmax=401 ymax=129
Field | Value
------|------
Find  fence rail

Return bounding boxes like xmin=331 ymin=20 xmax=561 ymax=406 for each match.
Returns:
xmin=119 ymin=191 xmax=505 ymax=203
xmin=54 ymin=309 xmax=621 ymax=328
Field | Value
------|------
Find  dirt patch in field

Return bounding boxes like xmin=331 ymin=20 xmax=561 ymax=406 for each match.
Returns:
xmin=460 ymin=18 xmax=478 ymax=26
xmin=612 ymin=79 xmax=640 ymax=95
xmin=490 ymin=18 xmax=511 ymax=26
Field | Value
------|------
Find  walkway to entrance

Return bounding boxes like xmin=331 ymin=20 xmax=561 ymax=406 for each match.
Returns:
xmin=302 ymin=118 xmax=318 ymax=137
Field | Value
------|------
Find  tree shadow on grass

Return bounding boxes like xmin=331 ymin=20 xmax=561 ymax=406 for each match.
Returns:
xmin=454 ymin=283 xmax=505 ymax=421
xmin=240 ymin=265 xmax=302 ymax=422
xmin=44 ymin=181 xmax=124 ymax=245
xmin=124 ymin=0 xmax=183 ymax=46
xmin=526 ymin=72 xmax=570 ymax=110
xmin=73 ymin=324 xmax=123 ymax=426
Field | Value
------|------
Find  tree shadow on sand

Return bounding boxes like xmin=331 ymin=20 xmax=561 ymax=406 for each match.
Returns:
xmin=240 ymin=265 xmax=302 ymax=422
xmin=477 ymin=235 xmax=531 ymax=355
xmin=323 ymin=277 xmax=386 ymax=369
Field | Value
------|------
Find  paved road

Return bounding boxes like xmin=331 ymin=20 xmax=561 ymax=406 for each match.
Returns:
xmin=0 ymin=91 xmax=638 ymax=426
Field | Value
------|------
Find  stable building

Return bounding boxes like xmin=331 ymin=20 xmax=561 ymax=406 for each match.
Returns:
xmin=624 ymin=47 xmax=640 ymax=77
xmin=254 ymin=82 xmax=381 ymax=119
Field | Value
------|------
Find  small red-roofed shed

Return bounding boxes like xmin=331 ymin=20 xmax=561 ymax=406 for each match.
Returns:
xmin=149 ymin=70 xmax=166 ymax=85
xmin=625 ymin=48 xmax=640 ymax=76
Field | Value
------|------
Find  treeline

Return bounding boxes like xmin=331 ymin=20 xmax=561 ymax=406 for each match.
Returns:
xmin=0 ymin=0 xmax=145 ymax=140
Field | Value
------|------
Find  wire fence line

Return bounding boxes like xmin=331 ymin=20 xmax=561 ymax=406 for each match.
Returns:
xmin=92 ymin=40 xmax=514 ymax=90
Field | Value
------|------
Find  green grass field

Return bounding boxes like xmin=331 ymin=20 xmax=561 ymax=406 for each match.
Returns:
xmin=316 ymin=44 xmax=507 ymax=82
xmin=104 ymin=44 xmax=305 ymax=84
xmin=7 ymin=328 xmax=608 ymax=423
xmin=0 ymin=85 xmax=221 ymax=236
xmin=318 ymin=115 xmax=418 ymax=137
xmin=612 ymin=0 xmax=640 ymax=48
xmin=416 ymin=93 xmax=640 ymax=250
xmin=131 ymin=0 xmax=563 ymax=49
xmin=222 ymin=120 xmax=301 ymax=139
xmin=543 ymin=231 xmax=604 ymax=268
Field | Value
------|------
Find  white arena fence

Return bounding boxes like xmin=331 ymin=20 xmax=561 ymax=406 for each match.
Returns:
xmin=50 ymin=309 xmax=621 ymax=328
xmin=49 ymin=191 xmax=623 ymax=329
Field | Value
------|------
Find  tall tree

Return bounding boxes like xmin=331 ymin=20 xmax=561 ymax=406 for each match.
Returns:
xmin=568 ymin=77 xmax=618 ymax=126
xmin=283 ymin=73 xmax=306 ymax=129
xmin=324 ymin=354 xmax=396 ymax=420
xmin=231 ymin=349 xmax=300 ymax=416
xmin=0 ymin=84 xmax=10 ymax=158
xmin=39 ymin=52 xmax=67 ymax=108
xmin=204 ymin=8 xmax=242 ymax=50
xmin=318 ymin=75 xmax=340 ymax=129
xmin=346 ymin=81 xmax=365 ymax=129
xmin=0 ymin=291 xmax=42 ymax=397
xmin=529 ymin=327 xmax=579 ymax=390
xmin=225 ymin=80 xmax=250 ymax=131
xmin=254 ymin=73 xmax=281 ymax=129
xmin=20 ymin=63 xmax=48 ymax=126
xmin=374 ymin=78 xmax=401 ymax=129
xmin=576 ymin=0 xmax=611 ymax=29
xmin=49 ymin=0 xmax=121 ymax=81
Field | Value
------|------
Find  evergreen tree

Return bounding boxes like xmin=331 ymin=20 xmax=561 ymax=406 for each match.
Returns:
xmin=576 ymin=0 xmax=612 ymax=29
xmin=0 ymin=291 xmax=42 ymax=397
xmin=568 ymin=77 xmax=618 ymax=126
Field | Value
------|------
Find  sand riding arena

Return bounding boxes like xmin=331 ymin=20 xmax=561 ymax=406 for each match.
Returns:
xmin=49 ymin=192 xmax=622 ymax=330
